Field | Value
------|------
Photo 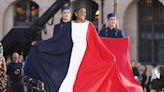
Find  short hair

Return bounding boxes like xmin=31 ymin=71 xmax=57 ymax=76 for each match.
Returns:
xmin=151 ymin=63 xmax=157 ymax=67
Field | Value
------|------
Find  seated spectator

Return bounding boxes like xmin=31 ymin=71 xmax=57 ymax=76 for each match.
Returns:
xmin=131 ymin=60 xmax=140 ymax=81
xmin=150 ymin=63 xmax=160 ymax=91
xmin=156 ymin=66 xmax=164 ymax=92
xmin=141 ymin=64 xmax=150 ymax=92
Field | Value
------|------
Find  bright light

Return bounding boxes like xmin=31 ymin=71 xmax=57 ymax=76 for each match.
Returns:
xmin=70 ymin=0 xmax=77 ymax=2
xmin=95 ymin=10 xmax=99 ymax=16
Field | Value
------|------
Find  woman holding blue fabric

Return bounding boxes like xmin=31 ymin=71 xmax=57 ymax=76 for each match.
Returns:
xmin=53 ymin=5 xmax=71 ymax=36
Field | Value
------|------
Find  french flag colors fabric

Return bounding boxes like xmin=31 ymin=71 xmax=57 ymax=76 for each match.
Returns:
xmin=101 ymin=37 xmax=143 ymax=92
xmin=24 ymin=21 xmax=143 ymax=92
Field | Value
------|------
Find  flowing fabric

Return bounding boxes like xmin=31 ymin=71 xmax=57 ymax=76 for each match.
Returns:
xmin=101 ymin=37 xmax=143 ymax=92
xmin=24 ymin=21 xmax=143 ymax=92
xmin=24 ymin=22 xmax=73 ymax=92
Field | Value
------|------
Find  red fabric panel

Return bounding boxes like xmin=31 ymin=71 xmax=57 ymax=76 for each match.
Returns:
xmin=101 ymin=37 xmax=143 ymax=92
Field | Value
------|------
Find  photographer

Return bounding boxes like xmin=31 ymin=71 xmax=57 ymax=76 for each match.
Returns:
xmin=7 ymin=52 xmax=24 ymax=92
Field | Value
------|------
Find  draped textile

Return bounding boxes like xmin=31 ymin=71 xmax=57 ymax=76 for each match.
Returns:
xmin=24 ymin=22 xmax=143 ymax=92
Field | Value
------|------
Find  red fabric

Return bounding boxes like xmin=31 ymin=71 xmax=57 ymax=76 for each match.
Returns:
xmin=101 ymin=37 xmax=143 ymax=92
xmin=73 ymin=23 xmax=129 ymax=92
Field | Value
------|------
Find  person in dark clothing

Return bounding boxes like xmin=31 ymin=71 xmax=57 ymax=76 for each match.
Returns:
xmin=99 ymin=13 xmax=124 ymax=38
xmin=132 ymin=67 xmax=140 ymax=78
xmin=7 ymin=52 xmax=24 ymax=92
xmin=141 ymin=64 xmax=150 ymax=92
xmin=53 ymin=5 xmax=71 ymax=36
xmin=131 ymin=60 xmax=140 ymax=81
xmin=31 ymin=5 xmax=71 ymax=45
xmin=150 ymin=63 xmax=160 ymax=91
xmin=156 ymin=66 xmax=164 ymax=92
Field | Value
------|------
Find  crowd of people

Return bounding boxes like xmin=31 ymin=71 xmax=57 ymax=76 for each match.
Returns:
xmin=131 ymin=60 xmax=164 ymax=92
xmin=0 ymin=5 xmax=163 ymax=92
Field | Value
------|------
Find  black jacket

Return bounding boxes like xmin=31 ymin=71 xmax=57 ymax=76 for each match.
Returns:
xmin=99 ymin=27 xmax=124 ymax=38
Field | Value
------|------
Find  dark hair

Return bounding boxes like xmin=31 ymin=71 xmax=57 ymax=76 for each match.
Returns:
xmin=151 ymin=63 xmax=157 ymax=67
xmin=71 ymin=13 xmax=76 ymax=20
xmin=60 ymin=18 xmax=63 ymax=23
xmin=159 ymin=66 xmax=164 ymax=76
xmin=71 ymin=6 xmax=85 ymax=20
xmin=142 ymin=64 xmax=147 ymax=74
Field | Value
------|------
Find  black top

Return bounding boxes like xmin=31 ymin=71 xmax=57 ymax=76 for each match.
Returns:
xmin=99 ymin=27 xmax=124 ymax=38
xmin=132 ymin=67 xmax=140 ymax=77
xmin=7 ymin=62 xmax=23 ymax=82
xmin=53 ymin=21 xmax=69 ymax=36
xmin=141 ymin=72 xmax=147 ymax=85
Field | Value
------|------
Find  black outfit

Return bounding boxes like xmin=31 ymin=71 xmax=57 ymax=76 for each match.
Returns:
xmin=141 ymin=72 xmax=150 ymax=92
xmin=99 ymin=27 xmax=124 ymax=38
xmin=53 ymin=21 xmax=70 ymax=36
xmin=132 ymin=67 xmax=140 ymax=77
xmin=156 ymin=68 xmax=164 ymax=92
xmin=7 ymin=62 xmax=24 ymax=92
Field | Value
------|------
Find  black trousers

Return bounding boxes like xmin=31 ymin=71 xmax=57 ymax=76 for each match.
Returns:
xmin=141 ymin=84 xmax=150 ymax=92
xmin=9 ymin=81 xmax=24 ymax=92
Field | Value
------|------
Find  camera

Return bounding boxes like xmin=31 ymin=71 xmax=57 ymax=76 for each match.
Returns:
xmin=24 ymin=76 xmax=45 ymax=92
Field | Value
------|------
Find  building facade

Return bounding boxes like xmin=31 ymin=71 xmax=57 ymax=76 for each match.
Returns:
xmin=0 ymin=0 xmax=164 ymax=64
